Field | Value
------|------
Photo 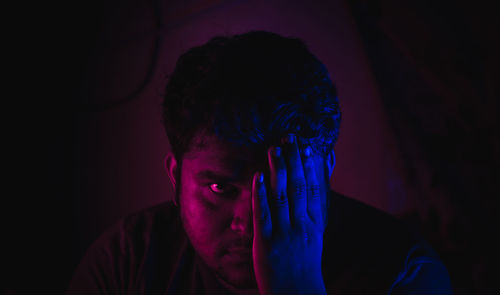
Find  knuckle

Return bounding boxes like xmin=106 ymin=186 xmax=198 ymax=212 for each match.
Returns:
xmin=275 ymin=195 xmax=288 ymax=207
xmin=290 ymin=181 xmax=307 ymax=196
xmin=310 ymin=184 xmax=321 ymax=198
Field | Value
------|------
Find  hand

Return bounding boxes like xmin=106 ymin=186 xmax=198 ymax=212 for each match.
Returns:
xmin=252 ymin=134 xmax=327 ymax=295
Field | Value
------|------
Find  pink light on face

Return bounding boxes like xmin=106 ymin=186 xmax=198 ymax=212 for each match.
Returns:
xmin=176 ymin=133 xmax=266 ymax=289
xmin=169 ymin=131 xmax=332 ymax=290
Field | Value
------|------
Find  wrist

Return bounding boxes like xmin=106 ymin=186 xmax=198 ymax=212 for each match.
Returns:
xmin=311 ymin=280 xmax=327 ymax=295
xmin=294 ymin=274 xmax=326 ymax=295
xmin=309 ymin=272 xmax=327 ymax=295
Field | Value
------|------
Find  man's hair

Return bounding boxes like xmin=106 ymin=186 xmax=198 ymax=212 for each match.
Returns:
xmin=162 ymin=30 xmax=341 ymax=162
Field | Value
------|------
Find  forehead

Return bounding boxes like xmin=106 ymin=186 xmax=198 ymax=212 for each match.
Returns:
xmin=182 ymin=133 xmax=268 ymax=180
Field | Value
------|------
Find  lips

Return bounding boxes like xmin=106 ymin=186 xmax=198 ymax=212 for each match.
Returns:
xmin=226 ymin=247 xmax=252 ymax=260
xmin=228 ymin=247 xmax=252 ymax=254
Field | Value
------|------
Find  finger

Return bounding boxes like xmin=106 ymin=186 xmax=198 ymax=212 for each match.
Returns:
xmin=302 ymin=146 xmax=323 ymax=226
xmin=282 ymin=134 xmax=307 ymax=230
xmin=268 ymin=145 xmax=291 ymax=235
xmin=252 ymin=171 xmax=272 ymax=239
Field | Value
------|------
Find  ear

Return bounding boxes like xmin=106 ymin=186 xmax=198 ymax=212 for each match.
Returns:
xmin=164 ymin=152 xmax=179 ymax=205
xmin=164 ymin=152 xmax=178 ymax=188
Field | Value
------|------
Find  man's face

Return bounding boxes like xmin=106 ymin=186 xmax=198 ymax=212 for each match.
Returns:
xmin=169 ymin=133 xmax=332 ymax=289
xmin=175 ymin=133 xmax=266 ymax=289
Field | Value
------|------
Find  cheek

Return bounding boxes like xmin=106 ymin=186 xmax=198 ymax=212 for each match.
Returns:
xmin=180 ymin=186 xmax=234 ymax=265
xmin=180 ymin=186 xmax=228 ymax=238
xmin=183 ymin=186 xmax=217 ymax=215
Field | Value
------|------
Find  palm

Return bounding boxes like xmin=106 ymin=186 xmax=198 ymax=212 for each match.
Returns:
xmin=251 ymin=135 xmax=328 ymax=295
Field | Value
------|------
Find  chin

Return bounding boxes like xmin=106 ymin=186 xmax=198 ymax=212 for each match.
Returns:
xmin=219 ymin=261 xmax=257 ymax=289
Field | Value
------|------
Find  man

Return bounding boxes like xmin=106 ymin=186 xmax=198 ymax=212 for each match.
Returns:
xmin=66 ymin=31 xmax=452 ymax=294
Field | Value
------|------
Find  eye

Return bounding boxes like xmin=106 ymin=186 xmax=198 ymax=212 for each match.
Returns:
xmin=208 ymin=183 xmax=236 ymax=195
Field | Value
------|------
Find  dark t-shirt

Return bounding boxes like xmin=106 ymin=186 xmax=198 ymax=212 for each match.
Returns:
xmin=66 ymin=190 xmax=452 ymax=295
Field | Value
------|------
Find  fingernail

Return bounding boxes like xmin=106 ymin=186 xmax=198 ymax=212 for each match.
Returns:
xmin=304 ymin=146 xmax=311 ymax=157
xmin=274 ymin=146 xmax=281 ymax=158
xmin=259 ymin=172 xmax=264 ymax=183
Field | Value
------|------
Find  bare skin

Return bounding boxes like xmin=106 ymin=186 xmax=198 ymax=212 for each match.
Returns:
xmin=165 ymin=132 xmax=335 ymax=294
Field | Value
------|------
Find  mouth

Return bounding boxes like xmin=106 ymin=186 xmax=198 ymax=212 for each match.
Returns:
xmin=226 ymin=247 xmax=252 ymax=260
xmin=228 ymin=247 xmax=251 ymax=253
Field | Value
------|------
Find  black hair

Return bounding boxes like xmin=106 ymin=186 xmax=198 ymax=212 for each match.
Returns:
xmin=162 ymin=30 xmax=341 ymax=163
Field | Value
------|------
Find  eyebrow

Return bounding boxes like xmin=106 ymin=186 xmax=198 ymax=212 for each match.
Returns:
xmin=194 ymin=170 xmax=243 ymax=184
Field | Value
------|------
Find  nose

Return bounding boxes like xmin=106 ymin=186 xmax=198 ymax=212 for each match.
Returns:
xmin=230 ymin=189 xmax=253 ymax=236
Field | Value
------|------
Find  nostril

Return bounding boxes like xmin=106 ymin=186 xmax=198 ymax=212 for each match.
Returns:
xmin=231 ymin=215 xmax=253 ymax=235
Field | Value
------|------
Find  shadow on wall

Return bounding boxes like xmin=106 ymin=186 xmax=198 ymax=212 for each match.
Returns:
xmin=349 ymin=0 xmax=499 ymax=294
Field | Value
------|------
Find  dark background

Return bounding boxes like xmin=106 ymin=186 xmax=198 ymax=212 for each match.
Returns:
xmin=5 ymin=0 xmax=499 ymax=294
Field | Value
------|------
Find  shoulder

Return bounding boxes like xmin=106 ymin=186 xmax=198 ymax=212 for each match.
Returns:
xmin=323 ymin=190 xmax=451 ymax=294
xmin=100 ymin=201 xmax=186 ymax=270
xmin=92 ymin=201 xmax=181 ymax=256
xmin=387 ymin=238 xmax=453 ymax=294
xmin=396 ymin=265 xmax=452 ymax=294
xmin=66 ymin=201 xmax=182 ymax=295
xmin=118 ymin=201 xmax=181 ymax=241
xmin=327 ymin=190 xmax=418 ymax=247
xmin=325 ymin=190 xmax=418 ymax=265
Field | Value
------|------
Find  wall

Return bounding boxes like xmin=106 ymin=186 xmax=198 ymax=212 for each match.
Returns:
xmin=75 ymin=0 xmax=409 ymax=256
